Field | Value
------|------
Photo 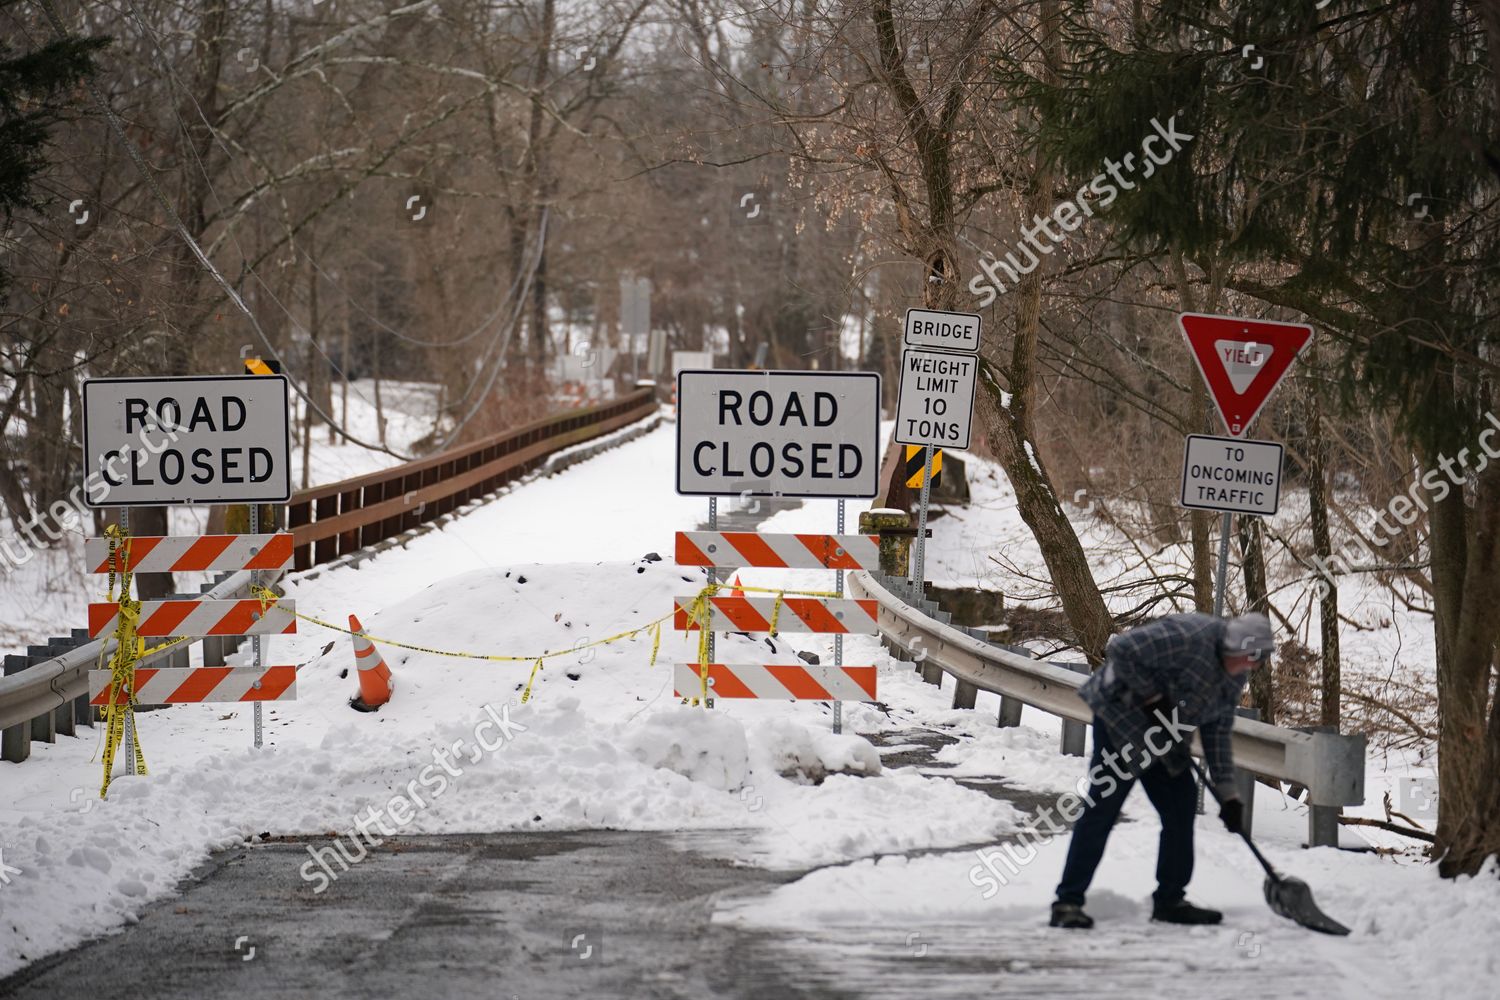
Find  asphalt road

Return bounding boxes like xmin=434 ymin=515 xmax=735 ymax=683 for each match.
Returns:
xmin=0 ymin=730 xmax=1337 ymax=999
xmin=0 ymin=822 xmax=1333 ymax=1000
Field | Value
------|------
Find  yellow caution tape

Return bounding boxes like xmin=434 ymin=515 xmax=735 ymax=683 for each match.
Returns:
xmin=248 ymin=578 xmax=841 ymax=707
xmin=98 ymin=524 xmax=148 ymax=798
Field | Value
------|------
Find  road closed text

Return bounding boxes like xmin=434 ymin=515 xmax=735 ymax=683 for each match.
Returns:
xmin=676 ymin=371 xmax=880 ymax=498
xmin=100 ymin=396 xmax=278 ymax=489
xmin=83 ymin=375 xmax=292 ymax=506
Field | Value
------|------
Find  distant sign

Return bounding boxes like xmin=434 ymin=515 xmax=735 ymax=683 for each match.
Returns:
xmin=903 ymin=308 xmax=982 ymax=354
xmin=82 ymin=375 xmax=292 ymax=507
xmin=1179 ymin=434 xmax=1283 ymax=516
xmin=895 ymin=349 xmax=978 ymax=450
xmin=672 ymin=350 xmax=714 ymax=375
xmin=675 ymin=370 xmax=880 ymax=498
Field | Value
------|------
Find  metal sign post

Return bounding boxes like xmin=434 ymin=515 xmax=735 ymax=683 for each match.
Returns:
xmin=706 ymin=495 xmax=717 ymax=709
xmin=834 ymin=498 xmax=845 ymax=734
xmin=1176 ymin=312 xmax=1311 ymax=814
xmin=120 ymin=506 xmax=136 ymax=776
xmin=1180 ymin=433 xmax=1286 ymax=618
xmin=913 ymin=445 xmax=935 ymax=597
xmin=251 ymin=503 xmax=263 ymax=748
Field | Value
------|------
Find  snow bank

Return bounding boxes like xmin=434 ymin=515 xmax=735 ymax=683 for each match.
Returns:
xmin=623 ymin=706 xmax=751 ymax=791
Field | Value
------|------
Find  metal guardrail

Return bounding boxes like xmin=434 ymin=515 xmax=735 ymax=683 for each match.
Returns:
xmin=852 ymin=570 xmax=1366 ymax=847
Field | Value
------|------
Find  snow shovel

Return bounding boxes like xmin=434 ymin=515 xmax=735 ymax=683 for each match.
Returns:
xmin=1188 ymin=757 xmax=1351 ymax=936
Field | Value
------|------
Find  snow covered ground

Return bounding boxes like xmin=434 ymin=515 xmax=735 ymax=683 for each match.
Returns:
xmin=1 ymin=423 xmax=1494 ymax=996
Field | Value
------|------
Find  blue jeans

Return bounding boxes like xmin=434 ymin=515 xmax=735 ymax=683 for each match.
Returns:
xmin=1055 ymin=723 xmax=1197 ymax=907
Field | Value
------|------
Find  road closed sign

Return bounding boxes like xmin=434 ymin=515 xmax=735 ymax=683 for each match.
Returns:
xmin=895 ymin=349 xmax=978 ymax=449
xmin=1178 ymin=434 xmax=1284 ymax=516
xmin=676 ymin=370 xmax=880 ymax=498
xmin=82 ymin=375 xmax=292 ymax=507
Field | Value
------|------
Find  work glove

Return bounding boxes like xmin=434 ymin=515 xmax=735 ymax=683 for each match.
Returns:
xmin=1219 ymin=797 xmax=1244 ymax=835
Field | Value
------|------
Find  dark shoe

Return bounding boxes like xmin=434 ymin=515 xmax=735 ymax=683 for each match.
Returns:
xmin=1151 ymin=899 xmax=1222 ymax=925
xmin=1050 ymin=901 xmax=1094 ymax=929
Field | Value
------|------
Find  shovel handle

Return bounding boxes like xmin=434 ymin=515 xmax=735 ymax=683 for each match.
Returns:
xmin=1186 ymin=755 xmax=1285 ymax=883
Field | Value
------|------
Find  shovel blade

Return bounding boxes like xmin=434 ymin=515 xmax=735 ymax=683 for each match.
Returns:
xmin=1264 ymin=875 xmax=1351 ymax=936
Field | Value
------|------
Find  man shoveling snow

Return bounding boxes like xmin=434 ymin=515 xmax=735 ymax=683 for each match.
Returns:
xmin=1050 ymin=612 xmax=1273 ymax=929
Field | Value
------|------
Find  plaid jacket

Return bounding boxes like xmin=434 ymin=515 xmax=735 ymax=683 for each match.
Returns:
xmin=1078 ymin=613 xmax=1248 ymax=799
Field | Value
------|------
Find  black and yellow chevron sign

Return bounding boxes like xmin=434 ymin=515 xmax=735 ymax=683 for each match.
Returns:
xmin=904 ymin=445 xmax=942 ymax=488
xmin=243 ymin=357 xmax=282 ymax=376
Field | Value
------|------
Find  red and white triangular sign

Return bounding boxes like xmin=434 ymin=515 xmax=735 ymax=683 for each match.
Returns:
xmin=1179 ymin=313 xmax=1313 ymax=436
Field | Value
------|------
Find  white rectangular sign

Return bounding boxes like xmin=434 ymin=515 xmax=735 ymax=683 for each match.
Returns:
xmin=676 ymin=369 xmax=880 ymax=498
xmin=894 ymin=349 xmax=978 ymax=450
xmin=903 ymin=308 xmax=982 ymax=354
xmin=1179 ymin=434 xmax=1284 ymax=516
xmin=672 ymin=350 xmax=714 ymax=375
xmin=82 ymin=375 xmax=292 ymax=507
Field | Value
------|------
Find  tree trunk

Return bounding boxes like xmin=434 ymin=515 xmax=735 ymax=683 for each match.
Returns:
xmin=127 ymin=505 xmax=172 ymax=599
xmin=1304 ymin=385 xmax=1341 ymax=730
xmin=978 ymin=378 xmax=1114 ymax=663
xmin=1430 ymin=457 xmax=1500 ymax=873
xmin=1169 ymin=249 xmax=1217 ymax=610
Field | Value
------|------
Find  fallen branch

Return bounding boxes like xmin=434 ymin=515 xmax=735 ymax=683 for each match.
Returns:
xmin=1339 ymin=815 xmax=1435 ymax=842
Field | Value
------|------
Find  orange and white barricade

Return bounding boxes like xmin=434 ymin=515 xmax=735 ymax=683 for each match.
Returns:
xmin=88 ymin=598 xmax=297 ymax=638
xmin=90 ymin=666 xmax=296 ymax=705
xmin=85 ymin=533 xmax=292 ymax=574
xmin=675 ymin=531 xmax=880 ymax=571
xmin=673 ymin=595 xmax=878 ymax=635
xmin=673 ymin=663 xmax=876 ymax=701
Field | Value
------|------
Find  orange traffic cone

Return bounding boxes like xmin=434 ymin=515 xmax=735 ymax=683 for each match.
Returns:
xmin=730 ymin=574 xmax=745 ymax=597
xmin=349 ymin=614 xmax=394 ymax=711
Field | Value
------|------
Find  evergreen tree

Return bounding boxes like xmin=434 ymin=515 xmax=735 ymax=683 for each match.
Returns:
xmin=0 ymin=0 xmax=108 ymax=298
xmin=1005 ymin=0 xmax=1500 ymax=875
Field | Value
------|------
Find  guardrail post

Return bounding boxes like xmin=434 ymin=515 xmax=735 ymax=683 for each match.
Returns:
xmin=71 ymin=629 xmax=94 ymax=726
xmin=1292 ymin=725 xmax=1365 ymax=848
xmin=46 ymin=638 xmax=76 ymax=737
xmin=2 ymin=653 xmax=31 ymax=762
xmin=998 ymin=696 xmax=1024 ymax=728
xmin=1059 ymin=662 xmax=1089 ymax=756
xmin=921 ymin=655 xmax=943 ymax=686
xmin=952 ymin=679 xmax=978 ymax=710
xmin=26 ymin=648 xmax=56 ymax=744
xmin=1308 ymin=803 xmax=1339 ymax=848
xmin=1234 ymin=706 xmax=1259 ymax=839
xmin=859 ymin=509 xmax=912 ymax=577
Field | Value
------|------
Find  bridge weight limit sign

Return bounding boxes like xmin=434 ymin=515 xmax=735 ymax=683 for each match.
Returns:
xmin=893 ymin=308 xmax=982 ymax=596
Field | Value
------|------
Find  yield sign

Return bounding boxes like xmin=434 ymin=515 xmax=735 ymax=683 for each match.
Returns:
xmin=1179 ymin=312 xmax=1313 ymax=436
